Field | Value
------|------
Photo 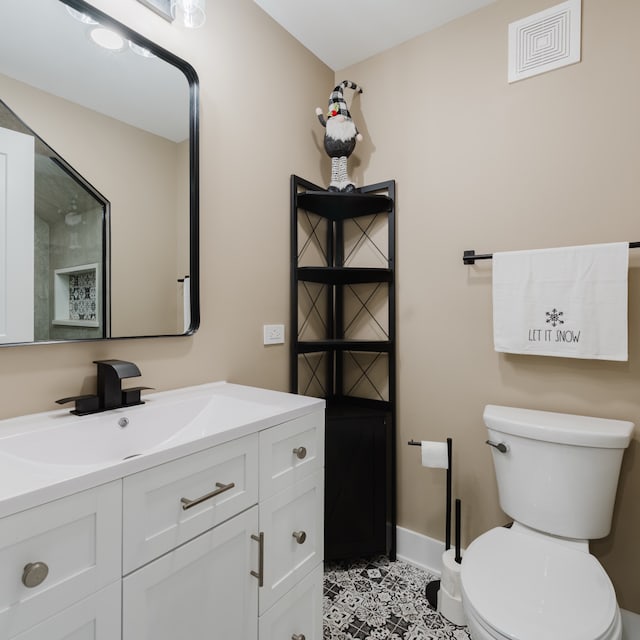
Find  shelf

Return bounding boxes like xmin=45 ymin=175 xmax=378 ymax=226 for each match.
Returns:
xmin=297 ymin=339 xmax=392 ymax=354
xmin=53 ymin=263 xmax=100 ymax=328
xmin=297 ymin=267 xmax=392 ymax=285
xmin=325 ymin=396 xmax=392 ymax=416
xmin=297 ymin=191 xmax=392 ymax=220
xmin=291 ymin=175 xmax=396 ymax=561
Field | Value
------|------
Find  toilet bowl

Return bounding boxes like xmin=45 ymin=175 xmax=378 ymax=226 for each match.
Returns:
xmin=459 ymin=405 xmax=633 ymax=640
xmin=461 ymin=525 xmax=622 ymax=640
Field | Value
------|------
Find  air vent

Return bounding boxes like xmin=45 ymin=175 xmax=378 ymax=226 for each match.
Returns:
xmin=508 ymin=0 xmax=581 ymax=83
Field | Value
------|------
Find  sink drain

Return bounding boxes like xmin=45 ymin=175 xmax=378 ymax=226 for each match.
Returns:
xmin=122 ymin=453 xmax=142 ymax=461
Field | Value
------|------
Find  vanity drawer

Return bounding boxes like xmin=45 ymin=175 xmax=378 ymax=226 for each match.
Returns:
xmin=259 ymin=469 xmax=324 ymax=614
xmin=258 ymin=563 xmax=323 ymax=640
xmin=259 ymin=411 xmax=324 ymax=500
xmin=0 ymin=481 xmax=122 ymax=639
xmin=123 ymin=433 xmax=259 ymax=573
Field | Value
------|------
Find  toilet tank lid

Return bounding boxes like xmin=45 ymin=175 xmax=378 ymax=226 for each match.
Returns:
xmin=484 ymin=405 xmax=634 ymax=448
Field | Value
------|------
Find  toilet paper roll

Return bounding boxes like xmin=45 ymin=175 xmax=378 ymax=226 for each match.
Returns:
xmin=440 ymin=549 xmax=462 ymax=598
xmin=438 ymin=583 xmax=467 ymax=626
xmin=438 ymin=548 xmax=466 ymax=626
xmin=421 ymin=441 xmax=449 ymax=469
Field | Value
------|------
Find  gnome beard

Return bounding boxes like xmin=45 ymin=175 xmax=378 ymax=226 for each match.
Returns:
xmin=324 ymin=117 xmax=358 ymax=192
xmin=325 ymin=117 xmax=358 ymax=145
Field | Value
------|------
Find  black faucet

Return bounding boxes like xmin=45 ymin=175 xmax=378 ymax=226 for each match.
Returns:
xmin=56 ymin=359 xmax=151 ymax=415
xmin=94 ymin=359 xmax=143 ymax=410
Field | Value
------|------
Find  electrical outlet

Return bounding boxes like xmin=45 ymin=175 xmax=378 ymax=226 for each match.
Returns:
xmin=263 ymin=324 xmax=285 ymax=345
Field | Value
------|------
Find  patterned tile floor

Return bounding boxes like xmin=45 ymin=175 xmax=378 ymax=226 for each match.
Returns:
xmin=323 ymin=556 xmax=472 ymax=640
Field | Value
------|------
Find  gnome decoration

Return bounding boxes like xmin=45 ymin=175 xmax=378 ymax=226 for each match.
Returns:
xmin=315 ymin=80 xmax=363 ymax=192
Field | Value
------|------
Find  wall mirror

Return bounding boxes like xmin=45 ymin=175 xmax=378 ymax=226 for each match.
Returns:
xmin=0 ymin=0 xmax=199 ymax=345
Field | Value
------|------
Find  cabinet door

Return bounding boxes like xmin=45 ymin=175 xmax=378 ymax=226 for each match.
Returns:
xmin=10 ymin=582 xmax=121 ymax=640
xmin=259 ymin=470 xmax=323 ymax=614
xmin=258 ymin=563 xmax=323 ymax=640
xmin=259 ymin=411 xmax=324 ymax=501
xmin=0 ymin=481 xmax=122 ymax=639
xmin=324 ymin=412 xmax=390 ymax=560
xmin=123 ymin=505 xmax=259 ymax=640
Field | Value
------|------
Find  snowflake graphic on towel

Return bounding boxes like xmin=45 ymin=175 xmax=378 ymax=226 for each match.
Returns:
xmin=546 ymin=308 xmax=564 ymax=327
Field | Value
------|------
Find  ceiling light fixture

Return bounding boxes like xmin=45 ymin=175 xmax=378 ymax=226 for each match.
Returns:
xmin=89 ymin=27 xmax=126 ymax=51
xmin=171 ymin=0 xmax=206 ymax=28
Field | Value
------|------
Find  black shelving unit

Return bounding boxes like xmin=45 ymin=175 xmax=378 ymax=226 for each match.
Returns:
xmin=290 ymin=174 xmax=396 ymax=561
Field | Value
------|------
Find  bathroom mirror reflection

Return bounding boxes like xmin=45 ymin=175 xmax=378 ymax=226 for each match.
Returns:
xmin=0 ymin=0 xmax=199 ymax=344
xmin=0 ymin=99 xmax=108 ymax=343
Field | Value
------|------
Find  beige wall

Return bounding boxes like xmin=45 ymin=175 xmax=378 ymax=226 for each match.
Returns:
xmin=340 ymin=0 xmax=640 ymax=612
xmin=1 ymin=0 xmax=638 ymax=614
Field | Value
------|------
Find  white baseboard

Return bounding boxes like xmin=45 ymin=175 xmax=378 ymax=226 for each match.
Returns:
xmin=395 ymin=526 xmax=447 ymax=576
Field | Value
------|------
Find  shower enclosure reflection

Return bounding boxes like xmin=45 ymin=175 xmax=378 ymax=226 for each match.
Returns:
xmin=36 ymin=159 xmax=106 ymax=341
xmin=1 ymin=100 xmax=107 ymax=343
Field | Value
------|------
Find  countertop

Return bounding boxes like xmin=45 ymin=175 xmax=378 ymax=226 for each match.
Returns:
xmin=0 ymin=382 xmax=324 ymax=519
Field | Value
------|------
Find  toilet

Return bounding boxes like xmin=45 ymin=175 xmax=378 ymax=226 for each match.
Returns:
xmin=460 ymin=405 xmax=634 ymax=640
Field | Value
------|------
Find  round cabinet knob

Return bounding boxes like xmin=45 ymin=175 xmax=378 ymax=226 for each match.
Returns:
xmin=292 ymin=635 xmax=306 ymax=640
xmin=292 ymin=446 xmax=307 ymax=460
xmin=292 ymin=530 xmax=307 ymax=544
xmin=22 ymin=562 xmax=49 ymax=588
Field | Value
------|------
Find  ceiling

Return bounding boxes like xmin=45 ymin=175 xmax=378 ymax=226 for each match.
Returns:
xmin=253 ymin=0 xmax=498 ymax=70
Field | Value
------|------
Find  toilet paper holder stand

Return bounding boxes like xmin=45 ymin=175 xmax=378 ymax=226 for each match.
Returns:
xmin=408 ymin=438 xmax=462 ymax=607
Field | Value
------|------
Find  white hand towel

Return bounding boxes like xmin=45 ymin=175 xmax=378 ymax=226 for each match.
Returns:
xmin=493 ymin=242 xmax=628 ymax=361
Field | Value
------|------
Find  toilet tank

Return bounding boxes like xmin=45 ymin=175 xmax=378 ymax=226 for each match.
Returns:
xmin=484 ymin=405 xmax=633 ymax=540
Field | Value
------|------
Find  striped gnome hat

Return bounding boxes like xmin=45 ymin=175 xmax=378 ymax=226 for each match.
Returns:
xmin=327 ymin=80 xmax=363 ymax=119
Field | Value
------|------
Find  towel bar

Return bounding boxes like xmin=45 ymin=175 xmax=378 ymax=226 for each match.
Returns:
xmin=463 ymin=242 xmax=640 ymax=265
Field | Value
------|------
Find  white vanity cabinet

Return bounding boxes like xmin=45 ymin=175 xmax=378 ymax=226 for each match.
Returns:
xmin=121 ymin=433 xmax=261 ymax=640
xmin=0 ymin=384 xmax=324 ymax=640
xmin=0 ymin=481 xmax=122 ymax=640
xmin=258 ymin=411 xmax=324 ymax=639
xmin=122 ymin=410 xmax=325 ymax=640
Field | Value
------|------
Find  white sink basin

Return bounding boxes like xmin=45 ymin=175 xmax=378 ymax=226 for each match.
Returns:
xmin=0 ymin=381 xmax=324 ymax=520
xmin=0 ymin=386 xmax=289 ymax=467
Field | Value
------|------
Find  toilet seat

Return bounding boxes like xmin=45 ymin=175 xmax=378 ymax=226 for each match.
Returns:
xmin=460 ymin=527 xmax=620 ymax=640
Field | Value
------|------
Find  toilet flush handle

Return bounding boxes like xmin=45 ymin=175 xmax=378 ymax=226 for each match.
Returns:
xmin=486 ymin=440 xmax=509 ymax=453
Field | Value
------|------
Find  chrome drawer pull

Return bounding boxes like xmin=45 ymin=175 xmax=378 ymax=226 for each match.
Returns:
xmin=180 ymin=481 xmax=235 ymax=510
xmin=292 ymin=446 xmax=307 ymax=460
xmin=485 ymin=440 xmax=509 ymax=454
xmin=292 ymin=530 xmax=307 ymax=544
xmin=250 ymin=532 xmax=264 ymax=587
xmin=292 ymin=635 xmax=306 ymax=640
xmin=22 ymin=562 xmax=49 ymax=588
